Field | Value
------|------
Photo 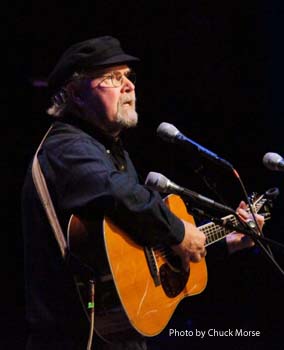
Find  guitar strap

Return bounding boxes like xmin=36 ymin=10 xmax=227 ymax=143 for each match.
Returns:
xmin=31 ymin=125 xmax=99 ymax=348
xmin=31 ymin=124 xmax=68 ymax=259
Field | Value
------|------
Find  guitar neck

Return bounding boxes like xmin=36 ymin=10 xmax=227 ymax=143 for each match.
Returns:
xmin=199 ymin=195 xmax=268 ymax=247
xmin=200 ymin=214 xmax=238 ymax=247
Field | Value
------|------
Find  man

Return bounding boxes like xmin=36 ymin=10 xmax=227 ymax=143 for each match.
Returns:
xmin=23 ymin=36 xmax=263 ymax=349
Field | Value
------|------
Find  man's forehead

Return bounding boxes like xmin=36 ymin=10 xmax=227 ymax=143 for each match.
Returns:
xmin=91 ymin=64 xmax=130 ymax=75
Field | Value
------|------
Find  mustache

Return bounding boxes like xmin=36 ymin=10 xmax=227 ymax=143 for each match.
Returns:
xmin=119 ymin=93 xmax=136 ymax=105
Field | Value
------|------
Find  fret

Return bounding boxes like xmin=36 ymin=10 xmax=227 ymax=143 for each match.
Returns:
xmin=199 ymin=214 xmax=237 ymax=247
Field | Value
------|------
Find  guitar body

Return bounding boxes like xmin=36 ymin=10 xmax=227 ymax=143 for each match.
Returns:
xmin=103 ymin=194 xmax=207 ymax=336
xmin=68 ymin=195 xmax=208 ymax=337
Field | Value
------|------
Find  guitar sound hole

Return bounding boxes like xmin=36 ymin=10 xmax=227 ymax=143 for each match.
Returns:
xmin=160 ymin=263 xmax=190 ymax=298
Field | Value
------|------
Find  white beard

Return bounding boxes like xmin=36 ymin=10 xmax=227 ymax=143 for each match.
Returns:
xmin=116 ymin=93 xmax=138 ymax=128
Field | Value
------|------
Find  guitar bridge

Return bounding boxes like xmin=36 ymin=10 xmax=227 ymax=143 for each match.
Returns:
xmin=144 ymin=247 xmax=161 ymax=286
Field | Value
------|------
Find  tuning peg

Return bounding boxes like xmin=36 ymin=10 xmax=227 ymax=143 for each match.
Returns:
xmin=265 ymin=187 xmax=279 ymax=200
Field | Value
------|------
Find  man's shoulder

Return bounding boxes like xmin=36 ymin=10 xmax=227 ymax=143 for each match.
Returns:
xmin=44 ymin=121 xmax=105 ymax=154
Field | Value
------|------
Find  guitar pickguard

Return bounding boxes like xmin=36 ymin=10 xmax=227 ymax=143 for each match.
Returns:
xmin=160 ymin=263 xmax=190 ymax=298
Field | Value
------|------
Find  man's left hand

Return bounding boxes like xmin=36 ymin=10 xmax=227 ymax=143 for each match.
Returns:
xmin=226 ymin=201 xmax=265 ymax=254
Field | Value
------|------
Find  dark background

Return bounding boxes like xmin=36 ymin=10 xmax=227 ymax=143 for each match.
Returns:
xmin=4 ymin=1 xmax=284 ymax=349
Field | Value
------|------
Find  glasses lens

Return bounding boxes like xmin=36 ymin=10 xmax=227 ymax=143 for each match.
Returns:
xmin=112 ymin=72 xmax=123 ymax=87
xmin=113 ymin=71 xmax=136 ymax=86
xmin=98 ymin=71 xmax=136 ymax=88
xmin=100 ymin=76 xmax=114 ymax=87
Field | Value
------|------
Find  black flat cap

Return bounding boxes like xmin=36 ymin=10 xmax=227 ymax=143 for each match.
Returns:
xmin=48 ymin=36 xmax=140 ymax=93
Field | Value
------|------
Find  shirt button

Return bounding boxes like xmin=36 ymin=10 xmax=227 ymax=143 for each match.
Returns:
xmin=120 ymin=165 xmax=125 ymax=171
xmin=106 ymin=150 xmax=110 ymax=154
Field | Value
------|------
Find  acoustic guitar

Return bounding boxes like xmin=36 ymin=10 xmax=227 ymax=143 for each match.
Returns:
xmin=68 ymin=193 xmax=271 ymax=337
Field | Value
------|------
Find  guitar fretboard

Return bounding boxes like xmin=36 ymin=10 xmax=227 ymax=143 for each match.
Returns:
xmin=200 ymin=196 xmax=266 ymax=246
xmin=200 ymin=214 xmax=238 ymax=247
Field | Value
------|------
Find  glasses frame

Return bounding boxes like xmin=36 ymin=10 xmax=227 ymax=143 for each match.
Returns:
xmin=97 ymin=70 xmax=136 ymax=88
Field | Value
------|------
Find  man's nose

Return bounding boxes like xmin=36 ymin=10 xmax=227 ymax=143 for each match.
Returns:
xmin=120 ymin=76 xmax=135 ymax=93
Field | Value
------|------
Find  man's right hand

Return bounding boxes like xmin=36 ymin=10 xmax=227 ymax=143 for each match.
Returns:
xmin=171 ymin=220 xmax=206 ymax=271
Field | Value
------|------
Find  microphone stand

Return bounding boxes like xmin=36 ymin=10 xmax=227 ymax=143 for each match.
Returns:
xmin=218 ymin=218 xmax=284 ymax=277
xmin=185 ymin=204 xmax=284 ymax=277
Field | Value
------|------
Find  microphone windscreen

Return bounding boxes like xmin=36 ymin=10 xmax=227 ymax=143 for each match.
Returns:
xmin=157 ymin=122 xmax=179 ymax=142
xmin=263 ymin=152 xmax=283 ymax=170
xmin=145 ymin=172 xmax=168 ymax=192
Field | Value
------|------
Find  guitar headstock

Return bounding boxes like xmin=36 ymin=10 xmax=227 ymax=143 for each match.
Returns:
xmin=249 ymin=187 xmax=279 ymax=223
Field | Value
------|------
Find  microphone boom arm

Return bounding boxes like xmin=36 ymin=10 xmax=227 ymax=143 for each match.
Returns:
xmin=175 ymin=184 xmax=236 ymax=216
xmin=176 ymin=132 xmax=234 ymax=170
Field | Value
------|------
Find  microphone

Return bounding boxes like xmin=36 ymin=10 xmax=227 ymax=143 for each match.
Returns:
xmin=145 ymin=171 xmax=235 ymax=215
xmin=157 ymin=122 xmax=233 ymax=170
xmin=263 ymin=152 xmax=284 ymax=172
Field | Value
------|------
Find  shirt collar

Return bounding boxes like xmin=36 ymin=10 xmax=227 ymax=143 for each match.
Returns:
xmin=62 ymin=114 xmax=123 ymax=149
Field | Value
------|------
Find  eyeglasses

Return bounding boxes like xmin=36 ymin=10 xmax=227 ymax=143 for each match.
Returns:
xmin=97 ymin=70 xmax=136 ymax=88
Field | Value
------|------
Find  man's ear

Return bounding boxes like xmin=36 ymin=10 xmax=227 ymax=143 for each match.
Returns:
xmin=66 ymin=82 xmax=84 ymax=107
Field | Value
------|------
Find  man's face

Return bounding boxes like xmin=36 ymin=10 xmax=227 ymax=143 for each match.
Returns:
xmin=78 ymin=64 xmax=138 ymax=136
